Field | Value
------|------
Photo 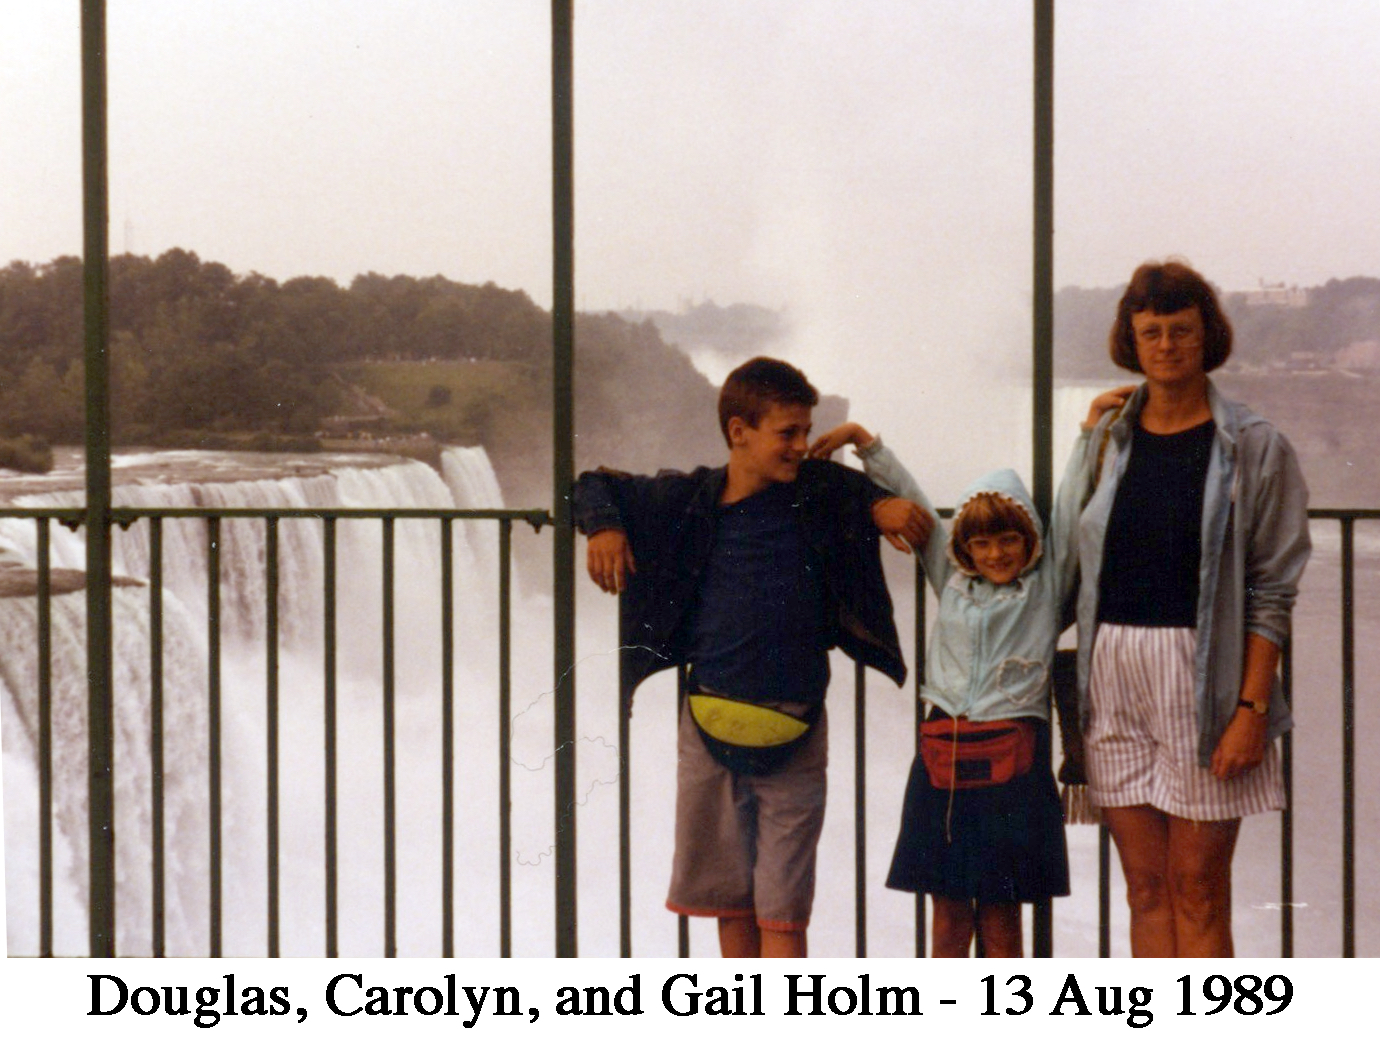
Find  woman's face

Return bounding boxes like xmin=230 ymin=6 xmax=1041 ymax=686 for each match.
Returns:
xmin=1131 ymin=305 xmax=1207 ymax=388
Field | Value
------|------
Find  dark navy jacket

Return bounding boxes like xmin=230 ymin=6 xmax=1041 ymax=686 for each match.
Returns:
xmin=572 ymin=459 xmax=908 ymax=704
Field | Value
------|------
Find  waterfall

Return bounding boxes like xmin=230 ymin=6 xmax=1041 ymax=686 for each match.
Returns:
xmin=1 ymin=447 xmax=513 ymax=956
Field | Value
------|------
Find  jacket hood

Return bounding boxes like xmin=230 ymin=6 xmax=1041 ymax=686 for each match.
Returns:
xmin=947 ymin=468 xmax=1044 ymax=578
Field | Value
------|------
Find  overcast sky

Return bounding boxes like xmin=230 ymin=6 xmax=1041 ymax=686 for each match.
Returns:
xmin=4 ymin=0 xmax=1378 ymax=494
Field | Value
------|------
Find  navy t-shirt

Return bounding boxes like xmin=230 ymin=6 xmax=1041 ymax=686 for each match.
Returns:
xmin=1097 ymin=419 xmax=1215 ymax=627
xmin=688 ymin=480 xmax=831 ymax=704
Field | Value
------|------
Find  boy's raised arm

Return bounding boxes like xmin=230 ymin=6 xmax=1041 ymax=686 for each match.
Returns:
xmin=810 ymin=422 xmax=943 ymax=582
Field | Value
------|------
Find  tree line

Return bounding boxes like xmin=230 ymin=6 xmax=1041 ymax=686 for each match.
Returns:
xmin=0 ymin=250 xmax=725 ymax=492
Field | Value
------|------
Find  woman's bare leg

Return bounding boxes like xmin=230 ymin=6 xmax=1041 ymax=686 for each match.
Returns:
xmin=1103 ymin=805 xmax=1176 ymax=956
xmin=1166 ymin=816 xmax=1241 ymax=957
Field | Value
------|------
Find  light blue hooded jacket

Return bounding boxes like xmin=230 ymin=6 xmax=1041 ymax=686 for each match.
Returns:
xmin=1072 ymin=380 xmax=1312 ymax=766
xmin=857 ymin=440 xmax=1084 ymax=722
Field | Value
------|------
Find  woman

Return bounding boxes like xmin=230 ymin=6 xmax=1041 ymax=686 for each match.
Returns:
xmin=1072 ymin=261 xmax=1311 ymax=956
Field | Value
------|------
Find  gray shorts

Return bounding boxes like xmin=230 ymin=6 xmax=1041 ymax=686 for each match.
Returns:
xmin=665 ymin=698 xmax=828 ymax=931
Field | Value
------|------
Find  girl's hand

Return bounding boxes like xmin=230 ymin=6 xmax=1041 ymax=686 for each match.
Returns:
xmin=1082 ymin=385 xmax=1136 ymax=429
xmin=808 ymin=422 xmax=874 ymax=459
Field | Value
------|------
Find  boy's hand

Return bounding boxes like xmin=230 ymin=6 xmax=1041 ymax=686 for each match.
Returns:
xmin=586 ymin=528 xmax=636 ymax=593
xmin=1082 ymin=385 xmax=1136 ymax=429
xmin=807 ymin=422 xmax=874 ymax=459
xmin=871 ymin=497 xmax=932 ymax=554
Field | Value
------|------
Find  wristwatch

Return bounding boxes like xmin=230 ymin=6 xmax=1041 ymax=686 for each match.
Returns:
xmin=1237 ymin=697 xmax=1268 ymax=717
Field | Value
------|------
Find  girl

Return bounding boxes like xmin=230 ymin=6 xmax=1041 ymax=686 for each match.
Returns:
xmin=809 ymin=404 xmax=1123 ymax=957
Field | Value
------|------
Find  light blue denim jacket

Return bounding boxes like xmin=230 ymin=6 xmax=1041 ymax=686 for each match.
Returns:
xmin=857 ymin=439 xmax=1085 ymax=722
xmin=1073 ymin=381 xmax=1312 ymax=766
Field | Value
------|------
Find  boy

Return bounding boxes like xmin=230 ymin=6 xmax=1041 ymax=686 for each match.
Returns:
xmin=573 ymin=357 xmax=930 ymax=956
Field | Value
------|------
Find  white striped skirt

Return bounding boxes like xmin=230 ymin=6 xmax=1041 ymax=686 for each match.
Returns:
xmin=1086 ymin=624 xmax=1283 ymax=821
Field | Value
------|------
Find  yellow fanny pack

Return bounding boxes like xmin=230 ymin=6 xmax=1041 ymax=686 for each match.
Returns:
xmin=688 ymin=692 xmax=820 ymax=775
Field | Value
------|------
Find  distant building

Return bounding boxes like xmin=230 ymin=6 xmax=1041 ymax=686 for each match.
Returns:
xmin=1241 ymin=280 xmax=1310 ymax=307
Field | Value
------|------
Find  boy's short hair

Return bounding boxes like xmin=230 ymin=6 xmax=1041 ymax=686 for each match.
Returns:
xmin=951 ymin=493 xmax=1038 ymax=576
xmin=718 ymin=357 xmax=819 ymax=445
xmin=1109 ymin=260 xmax=1233 ymax=373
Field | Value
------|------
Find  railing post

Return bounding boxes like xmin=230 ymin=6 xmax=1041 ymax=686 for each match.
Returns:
xmin=551 ymin=0 xmax=578 ymax=958
xmin=1030 ymin=0 xmax=1056 ymax=959
xmin=82 ymin=0 xmax=116 ymax=959
xmin=1340 ymin=517 xmax=1355 ymax=957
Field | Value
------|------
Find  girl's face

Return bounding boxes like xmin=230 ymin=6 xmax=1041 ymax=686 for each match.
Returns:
xmin=964 ymin=530 xmax=1029 ymax=585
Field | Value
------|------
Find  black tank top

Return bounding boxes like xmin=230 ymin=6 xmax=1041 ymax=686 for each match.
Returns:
xmin=1097 ymin=419 xmax=1215 ymax=627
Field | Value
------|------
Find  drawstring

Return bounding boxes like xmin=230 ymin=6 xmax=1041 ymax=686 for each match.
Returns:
xmin=944 ymin=714 xmax=959 ymax=843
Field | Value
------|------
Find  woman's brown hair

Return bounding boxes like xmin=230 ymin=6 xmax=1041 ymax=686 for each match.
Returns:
xmin=1108 ymin=260 xmax=1233 ymax=373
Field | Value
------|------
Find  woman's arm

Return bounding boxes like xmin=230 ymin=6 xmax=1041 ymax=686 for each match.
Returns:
xmin=1048 ymin=386 xmax=1137 ymax=609
xmin=1242 ymin=429 xmax=1312 ymax=646
xmin=1209 ymin=632 xmax=1276 ymax=780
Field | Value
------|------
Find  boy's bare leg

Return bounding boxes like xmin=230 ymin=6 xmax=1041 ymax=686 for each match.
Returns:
xmin=930 ymin=895 xmax=976 ymax=957
xmin=718 ymin=917 xmax=761 ymax=957
xmin=976 ymin=902 xmax=1023 ymax=957
xmin=717 ymin=918 xmax=807 ymax=957
xmin=761 ymin=928 xmax=806 ymax=958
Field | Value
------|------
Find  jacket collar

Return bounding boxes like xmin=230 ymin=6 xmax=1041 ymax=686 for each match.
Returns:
xmin=1111 ymin=377 xmax=1251 ymax=451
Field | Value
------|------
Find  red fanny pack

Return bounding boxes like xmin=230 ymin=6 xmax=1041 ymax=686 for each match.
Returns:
xmin=919 ymin=715 xmax=1036 ymax=790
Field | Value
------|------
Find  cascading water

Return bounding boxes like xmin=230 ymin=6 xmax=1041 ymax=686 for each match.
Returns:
xmin=1 ymin=446 xmax=537 ymax=957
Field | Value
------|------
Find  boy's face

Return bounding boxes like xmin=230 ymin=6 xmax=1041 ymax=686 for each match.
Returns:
xmin=727 ymin=401 xmax=813 ymax=488
xmin=964 ymin=531 xmax=1030 ymax=585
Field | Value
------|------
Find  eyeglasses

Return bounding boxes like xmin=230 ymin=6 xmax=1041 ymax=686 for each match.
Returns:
xmin=1135 ymin=324 xmax=1202 ymax=348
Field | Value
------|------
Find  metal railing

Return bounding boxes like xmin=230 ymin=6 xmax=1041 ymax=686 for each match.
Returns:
xmin=2 ymin=504 xmax=549 ymax=957
xmin=3 ymin=505 xmax=1370 ymax=956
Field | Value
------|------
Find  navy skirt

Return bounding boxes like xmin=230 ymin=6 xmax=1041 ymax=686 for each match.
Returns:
xmin=885 ymin=711 xmax=1069 ymax=903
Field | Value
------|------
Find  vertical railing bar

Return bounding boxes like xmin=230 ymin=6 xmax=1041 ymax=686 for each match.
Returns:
xmin=913 ymin=558 xmax=927 ymax=957
xmin=382 ymin=517 xmax=397 ymax=957
xmin=618 ymin=600 xmax=632 ymax=957
xmin=551 ymin=0 xmax=579 ymax=959
xmin=854 ymin=659 xmax=867 ymax=957
xmin=323 ymin=516 xmax=339 ymax=957
xmin=207 ymin=516 xmax=223 ymax=957
xmin=499 ymin=519 xmax=513 ymax=957
xmin=1280 ymin=631 xmax=1294 ymax=957
xmin=677 ymin=664 xmax=690 ymax=958
xmin=82 ymin=0 xmax=117 ymax=958
xmin=441 ymin=517 xmax=455 ymax=957
xmin=1031 ymin=0 xmax=1057 ymax=961
xmin=265 ymin=516 xmax=281 ymax=957
xmin=149 ymin=517 xmax=166 ymax=957
xmin=1340 ymin=517 xmax=1355 ymax=957
xmin=37 ymin=518 xmax=53 ymax=957
xmin=1098 ymin=825 xmax=1111 ymax=957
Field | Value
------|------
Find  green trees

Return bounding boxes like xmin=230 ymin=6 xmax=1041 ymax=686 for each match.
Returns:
xmin=0 ymin=250 xmax=728 ymax=501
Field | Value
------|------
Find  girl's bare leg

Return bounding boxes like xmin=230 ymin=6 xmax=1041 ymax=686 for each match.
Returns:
xmin=976 ymin=902 xmax=1023 ymax=957
xmin=930 ymin=895 xmax=976 ymax=957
